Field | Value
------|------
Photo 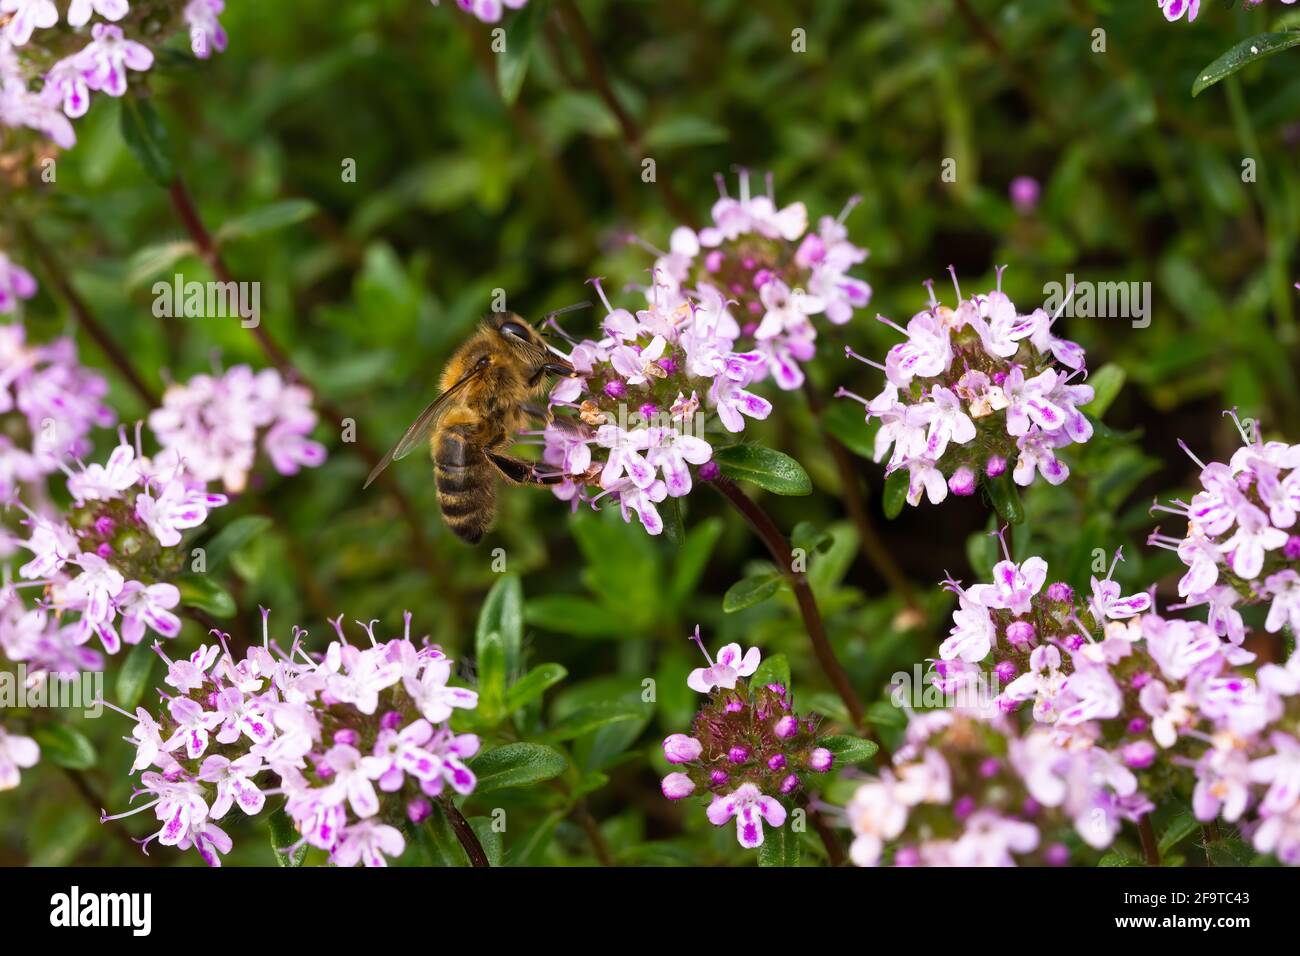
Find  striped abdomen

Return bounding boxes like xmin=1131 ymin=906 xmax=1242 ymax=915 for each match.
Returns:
xmin=434 ymin=424 xmax=495 ymax=543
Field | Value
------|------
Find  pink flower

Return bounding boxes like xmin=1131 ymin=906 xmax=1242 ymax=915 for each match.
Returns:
xmin=0 ymin=727 xmax=39 ymax=791
xmin=0 ymin=252 xmax=38 ymax=312
xmin=0 ymin=0 xmax=57 ymax=46
xmin=1159 ymin=0 xmax=1201 ymax=23
xmin=66 ymin=0 xmax=129 ymax=29
xmin=117 ymin=581 xmax=181 ymax=644
xmin=77 ymin=23 xmax=154 ymax=98
xmin=183 ymin=0 xmax=227 ymax=59
xmin=706 ymin=783 xmax=787 ymax=848
xmin=332 ymin=820 xmax=406 ymax=867
xmin=686 ymin=628 xmax=761 ymax=693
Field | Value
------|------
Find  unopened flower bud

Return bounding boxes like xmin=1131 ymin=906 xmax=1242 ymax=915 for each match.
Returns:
xmin=710 ymin=769 xmax=729 ymax=787
xmin=407 ymin=798 xmax=432 ymax=824
xmin=767 ymin=753 xmax=786 ymax=771
xmin=1045 ymin=582 xmax=1074 ymax=602
xmin=774 ymin=715 xmax=799 ymax=739
xmin=993 ymin=660 xmax=1017 ymax=683
xmin=333 ymin=729 xmax=359 ymax=746
xmin=661 ymin=772 xmax=695 ymax=800
xmin=808 ymin=747 xmax=833 ymax=772
xmin=1122 ymin=740 xmax=1156 ymax=770
xmin=780 ymin=773 xmax=800 ymax=794
xmin=985 ymin=455 xmax=1008 ymax=478
xmin=699 ymin=461 xmax=721 ymax=482
xmin=948 ymin=466 xmax=977 ymax=496
xmin=1005 ymin=620 xmax=1036 ymax=649
xmin=728 ymin=746 xmax=749 ymax=764
xmin=663 ymin=734 xmax=703 ymax=764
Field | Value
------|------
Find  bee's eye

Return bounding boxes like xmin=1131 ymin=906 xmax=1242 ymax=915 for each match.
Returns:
xmin=499 ymin=321 xmax=530 ymax=341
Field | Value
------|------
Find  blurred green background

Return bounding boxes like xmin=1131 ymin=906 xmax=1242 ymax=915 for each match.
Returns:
xmin=2 ymin=0 xmax=1299 ymax=864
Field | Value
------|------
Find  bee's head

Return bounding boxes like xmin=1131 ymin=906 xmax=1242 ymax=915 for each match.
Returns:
xmin=491 ymin=313 xmax=576 ymax=379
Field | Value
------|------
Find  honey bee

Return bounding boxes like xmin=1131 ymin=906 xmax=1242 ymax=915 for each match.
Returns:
xmin=364 ymin=310 xmax=583 ymax=544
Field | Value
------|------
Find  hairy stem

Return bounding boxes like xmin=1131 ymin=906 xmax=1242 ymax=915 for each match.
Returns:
xmin=1138 ymin=814 xmax=1161 ymax=866
xmin=553 ymin=0 xmax=698 ymax=229
xmin=710 ymin=476 xmax=868 ymax=733
xmin=802 ymin=380 xmax=922 ymax=620
xmin=17 ymin=221 xmax=159 ymax=408
xmin=441 ymin=798 xmax=491 ymax=868
xmin=164 ymin=175 xmax=460 ymax=623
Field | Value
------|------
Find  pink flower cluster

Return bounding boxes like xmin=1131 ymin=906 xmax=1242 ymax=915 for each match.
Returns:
xmin=0 ymin=251 xmax=38 ymax=315
xmin=539 ymin=280 xmax=761 ymax=535
xmin=0 ymin=321 xmax=113 ymax=505
xmin=846 ymin=539 xmax=1300 ymax=866
xmin=1159 ymin=0 xmax=1293 ymax=23
xmin=0 ymin=1 xmax=227 ymax=149
xmin=1149 ymin=414 xmax=1300 ymax=648
xmin=104 ymin=611 xmax=481 ymax=867
xmin=148 ymin=364 xmax=327 ymax=494
xmin=638 ymin=170 xmax=872 ymax=392
xmin=659 ymin=629 xmax=834 ymax=849
xmin=11 ymin=433 xmax=226 ymax=657
xmin=429 ymin=0 xmax=528 ymax=25
xmin=841 ymin=270 xmax=1092 ymax=507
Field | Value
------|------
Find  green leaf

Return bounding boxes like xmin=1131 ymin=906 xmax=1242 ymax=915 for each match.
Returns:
xmin=126 ymin=240 xmax=196 ymax=289
xmin=115 ymin=641 xmax=156 ymax=710
xmin=477 ymin=574 xmax=524 ymax=675
xmin=985 ymin=471 xmax=1025 ymax=525
xmin=216 ymin=199 xmax=318 ymax=244
xmin=526 ymin=594 xmax=624 ymax=638
xmin=119 ymin=95 xmax=175 ymax=186
xmin=201 ymin=515 xmax=272 ymax=572
xmin=497 ymin=0 xmax=550 ymax=105
xmin=470 ymin=817 xmax=504 ymax=867
xmin=791 ymin=521 xmax=832 ymax=556
xmin=1192 ymin=31 xmax=1300 ymax=97
xmin=475 ymin=631 xmax=507 ymax=722
xmin=822 ymin=399 xmax=878 ymax=461
xmin=882 ymin=468 xmax=909 ymax=519
xmin=757 ymin=822 xmax=800 ymax=867
xmin=712 ymin=444 xmax=812 ymax=495
xmin=722 ymin=571 xmax=783 ymax=612
xmin=541 ymin=701 xmax=646 ymax=742
xmin=32 ymin=724 xmax=96 ymax=770
xmin=752 ymin=653 xmax=791 ymax=693
xmin=176 ymin=575 xmax=237 ymax=618
xmin=505 ymin=663 xmax=568 ymax=713
xmin=643 ymin=115 xmax=729 ymax=150
xmin=269 ymin=805 xmax=306 ymax=866
xmin=1098 ymin=850 xmax=1141 ymax=867
xmin=1158 ymin=810 xmax=1200 ymax=855
xmin=1205 ymin=837 xmax=1256 ymax=867
xmin=469 ymin=742 xmax=568 ymax=793
xmin=1083 ymin=362 xmax=1126 ymax=419
xmin=669 ymin=517 xmax=723 ymax=606
xmin=822 ymin=734 xmax=879 ymax=767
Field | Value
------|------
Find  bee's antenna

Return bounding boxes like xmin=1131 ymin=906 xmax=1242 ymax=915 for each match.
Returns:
xmin=541 ymin=300 xmax=593 ymax=325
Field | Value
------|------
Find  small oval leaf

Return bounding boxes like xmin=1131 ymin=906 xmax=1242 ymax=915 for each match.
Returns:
xmin=1192 ymin=31 xmax=1300 ymax=97
xmin=712 ymin=444 xmax=812 ymax=495
xmin=469 ymin=742 xmax=568 ymax=793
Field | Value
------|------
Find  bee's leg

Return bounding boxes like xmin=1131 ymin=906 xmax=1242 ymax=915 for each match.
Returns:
xmin=520 ymin=402 xmax=551 ymax=424
xmin=487 ymin=452 xmax=566 ymax=486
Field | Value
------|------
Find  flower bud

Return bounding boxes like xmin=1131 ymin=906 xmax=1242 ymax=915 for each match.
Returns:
xmin=948 ymin=466 xmax=977 ymax=496
xmin=333 ymin=729 xmax=359 ymax=746
xmin=780 ymin=773 xmax=800 ymax=794
xmin=767 ymin=753 xmax=787 ymax=771
xmin=710 ymin=769 xmax=729 ymax=787
xmin=661 ymin=772 xmax=695 ymax=800
xmin=1122 ymin=740 xmax=1156 ymax=770
xmin=808 ymin=747 xmax=833 ymax=772
xmin=728 ymin=746 xmax=749 ymax=764
xmin=993 ymin=660 xmax=1017 ymax=684
xmin=985 ymin=455 xmax=1008 ymax=478
xmin=699 ymin=461 xmax=721 ymax=482
xmin=1005 ymin=619 xmax=1036 ymax=649
xmin=1045 ymin=582 xmax=1074 ymax=602
xmin=774 ymin=715 xmax=799 ymax=739
xmin=407 ymin=798 xmax=432 ymax=824
xmin=662 ymin=734 xmax=703 ymax=765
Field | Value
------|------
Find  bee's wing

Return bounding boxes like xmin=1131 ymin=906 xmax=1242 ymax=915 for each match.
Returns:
xmin=363 ymin=361 xmax=486 ymax=489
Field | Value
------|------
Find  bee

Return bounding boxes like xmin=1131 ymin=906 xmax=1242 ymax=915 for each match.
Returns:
xmin=364 ymin=309 xmax=584 ymax=544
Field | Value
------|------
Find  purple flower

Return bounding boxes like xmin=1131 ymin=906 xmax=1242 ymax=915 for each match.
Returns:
xmin=0 ymin=0 xmax=57 ymax=46
xmin=77 ymin=23 xmax=153 ymax=98
xmin=0 ymin=252 xmax=37 ymax=312
xmin=183 ymin=0 xmax=228 ymax=59
xmin=706 ymin=783 xmax=787 ymax=849
xmin=663 ymin=733 xmax=703 ymax=764
xmin=686 ymin=628 xmax=761 ymax=693
xmin=66 ymin=0 xmax=129 ymax=29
